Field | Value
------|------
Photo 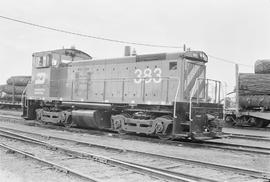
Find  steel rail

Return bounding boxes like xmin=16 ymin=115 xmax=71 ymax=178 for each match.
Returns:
xmin=0 ymin=127 xmax=269 ymax=180
xmin=200 ymin=140 xmax=270 ymax=155
xmin=0 ymin=130 xmax=203 ymax=182
xmin=223 ymin=133 xmax=270 ymax=142
xmin=226 ymin=126 xmax=270 ymax=131
xmin=0 ymin=143 xmax=101 ymax=182
xmin=0 ymin=114 xmax=21 ymax=120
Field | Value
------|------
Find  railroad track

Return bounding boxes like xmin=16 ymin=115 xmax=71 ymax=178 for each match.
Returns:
xmin=0 ymin=127 xmax=268 ymax=182
xmin=222 ymin=133 xmax=270 ymax=142
xmin=0 ymin=114 xmax=270 ymax=156
xmin=0 ymin=128 xmax=203 ymax=182
xmin=0 ymin=143 xmax=102 ymax=182
xmin=0 ymin=114 xmax=21 ymax=120
xmin=226 ymin=125 xmax=270 ymax=132
xmin=198 ymin=140 xmax=270 ymax=155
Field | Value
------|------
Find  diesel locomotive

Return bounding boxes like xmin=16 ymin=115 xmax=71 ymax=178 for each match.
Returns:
xmin=22 ymin=48 xmax=223 ymax=140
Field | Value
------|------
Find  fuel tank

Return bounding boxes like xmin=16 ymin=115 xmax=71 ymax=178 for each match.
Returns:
xmin=71 ymin=110 xmax=111 ymax=129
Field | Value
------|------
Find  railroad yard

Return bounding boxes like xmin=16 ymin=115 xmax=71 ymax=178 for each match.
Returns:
xmin=0 ymin=50 xmax=270 ymax=182
xmin=1 ymin=1 xmax=270 ymax=181
xmin=0 ymin=110 xmax=269 ymax=182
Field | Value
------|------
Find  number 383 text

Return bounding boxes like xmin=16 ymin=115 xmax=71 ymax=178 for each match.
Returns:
xmin=134 ymin=68 xmax=162 ymax=84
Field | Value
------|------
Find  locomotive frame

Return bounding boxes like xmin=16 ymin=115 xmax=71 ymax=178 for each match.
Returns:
xmin=22 ymin=48 xmax=223 ymax=140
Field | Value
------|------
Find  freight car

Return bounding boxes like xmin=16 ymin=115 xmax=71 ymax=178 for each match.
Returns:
xmin=225 ymin=64 xmax=270 ymax=128
xmin=22 ymin=48 xmax=223 ymax=140
xmin=0 ymin=76 xmax=31 ymax=109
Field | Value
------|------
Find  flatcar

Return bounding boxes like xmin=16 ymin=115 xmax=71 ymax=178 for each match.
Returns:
xmin=22 ymin=48 xmax=223 ymax=140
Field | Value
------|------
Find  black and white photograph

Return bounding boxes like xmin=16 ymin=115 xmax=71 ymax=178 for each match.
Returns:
xmin=0 ymin=0 xmax=269 ymax=181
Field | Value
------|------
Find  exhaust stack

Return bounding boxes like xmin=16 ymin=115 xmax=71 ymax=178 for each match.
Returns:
xmin=124 ymin=46 xmax=131 ymax=56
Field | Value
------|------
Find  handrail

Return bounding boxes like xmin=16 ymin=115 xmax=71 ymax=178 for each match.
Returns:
xmin=21 ymin=82 xmax=29 ymax=107
xmin=173 ymin=77 xmax=181 ymax=118
xmin=222 ymin=82 xmax=227 ymax=120
xmin=189 ymin=78 xmax=199 ymax=121
xmin=189 ymin=78 xmax=223 ymax=121
xmin=45 ymin=76 xmax=180 ymax=82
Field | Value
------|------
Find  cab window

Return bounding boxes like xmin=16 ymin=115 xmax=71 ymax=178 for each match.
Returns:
xmin=35 ymin=56 xmax=50 ymax=68
xmin=51 ymin=54 xmax=60 ymax=67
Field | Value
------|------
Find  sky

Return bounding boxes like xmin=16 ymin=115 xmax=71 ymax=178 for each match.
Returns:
xmin=0 ymin=0 xmax=269 ymax=93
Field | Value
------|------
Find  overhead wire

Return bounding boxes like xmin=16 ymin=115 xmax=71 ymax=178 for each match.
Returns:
xmin=188 ymin=48 xmax=253 ymax=67
xmin=0 ymin=15 xmax=182 ymax=49
xmin=0 ymin=14 xmax=253 ymax=67
xmin=208 ymin=54 xmax=253 ymax=68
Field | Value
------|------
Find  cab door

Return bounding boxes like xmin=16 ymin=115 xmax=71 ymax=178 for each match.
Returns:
xmin=27 ymin=55 xmax=51 ymax=99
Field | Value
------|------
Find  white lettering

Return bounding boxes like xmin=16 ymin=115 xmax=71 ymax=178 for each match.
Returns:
xmin=35 ymin=73 xmax=46 ymax=84
xmin=134 ymin=68 xmax=162 ymax=84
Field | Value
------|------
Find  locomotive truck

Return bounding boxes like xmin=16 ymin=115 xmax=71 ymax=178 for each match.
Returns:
xmin=22 ymin=48 xmax=223 ymax=140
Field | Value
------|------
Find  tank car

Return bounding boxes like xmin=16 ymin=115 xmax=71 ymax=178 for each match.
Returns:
xmin=22 ymin=48 xmax=223 ymax=140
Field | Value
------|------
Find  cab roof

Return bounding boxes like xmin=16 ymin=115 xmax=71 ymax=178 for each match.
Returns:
xmin=32 ymin=48 xmax=92 ymax=61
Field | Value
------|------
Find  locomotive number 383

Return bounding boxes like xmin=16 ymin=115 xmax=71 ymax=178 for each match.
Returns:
xmin=134 ymin=68 xmax=162 ymax=84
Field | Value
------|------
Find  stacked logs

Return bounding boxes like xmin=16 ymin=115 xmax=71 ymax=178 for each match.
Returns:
xmin=254 ymin=59 xmax=270 ymax=74
xmin=239 ymin=60 xmax=270 ymax=108
xmin=239 ymin=73 xmax=270 ymax=95
xmin=0 ymin=76 xmax=31 ymax=102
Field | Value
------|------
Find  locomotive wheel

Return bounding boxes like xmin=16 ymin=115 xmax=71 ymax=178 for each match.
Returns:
xmin=35 ymin=109 xmax=42 ymax=121
xmin=113 ymin=113 xmax=130 ymax=135
xmin=36 ymin=112 xmax=41 ymax=121
xmin=158 ymin=127 xmax=172 ymax=140
xmin=63 ymin=116 xmax=73 ymax=128
xmin=118 ymin=113 xmax=132 ymax=134
xmin=225 ymin=115 xmax=235 ymax=127
xmin=155 ymin=115 xmax=173 ymax=140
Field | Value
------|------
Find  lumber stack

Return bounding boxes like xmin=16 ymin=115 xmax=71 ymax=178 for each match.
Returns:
xmin=2 ymin=85 xmax=26 ymax=95
xmin=239 ymin=60 xmax=270 ymax=108
xmin=239 ymin=95 xmax=270 ymax=108
xmin=239 ymin=73 xmax=270 ymax=96
xmin=1 ymin=94 xmax=22 ymax=101
xmin=0 ymin=76 xmax=31 ymax=102
xmin=254 ymin=59 xmax=270 ymax=74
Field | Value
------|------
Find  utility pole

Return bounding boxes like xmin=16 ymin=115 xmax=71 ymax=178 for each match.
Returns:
xmin=235 ymin=64 xmax=239 ymax=117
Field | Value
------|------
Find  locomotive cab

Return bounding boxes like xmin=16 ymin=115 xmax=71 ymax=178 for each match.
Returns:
xmin=28 ymin=49 xmax=91 ymax=98
xmin=22 ymin=48 xmax=91 ymax=119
